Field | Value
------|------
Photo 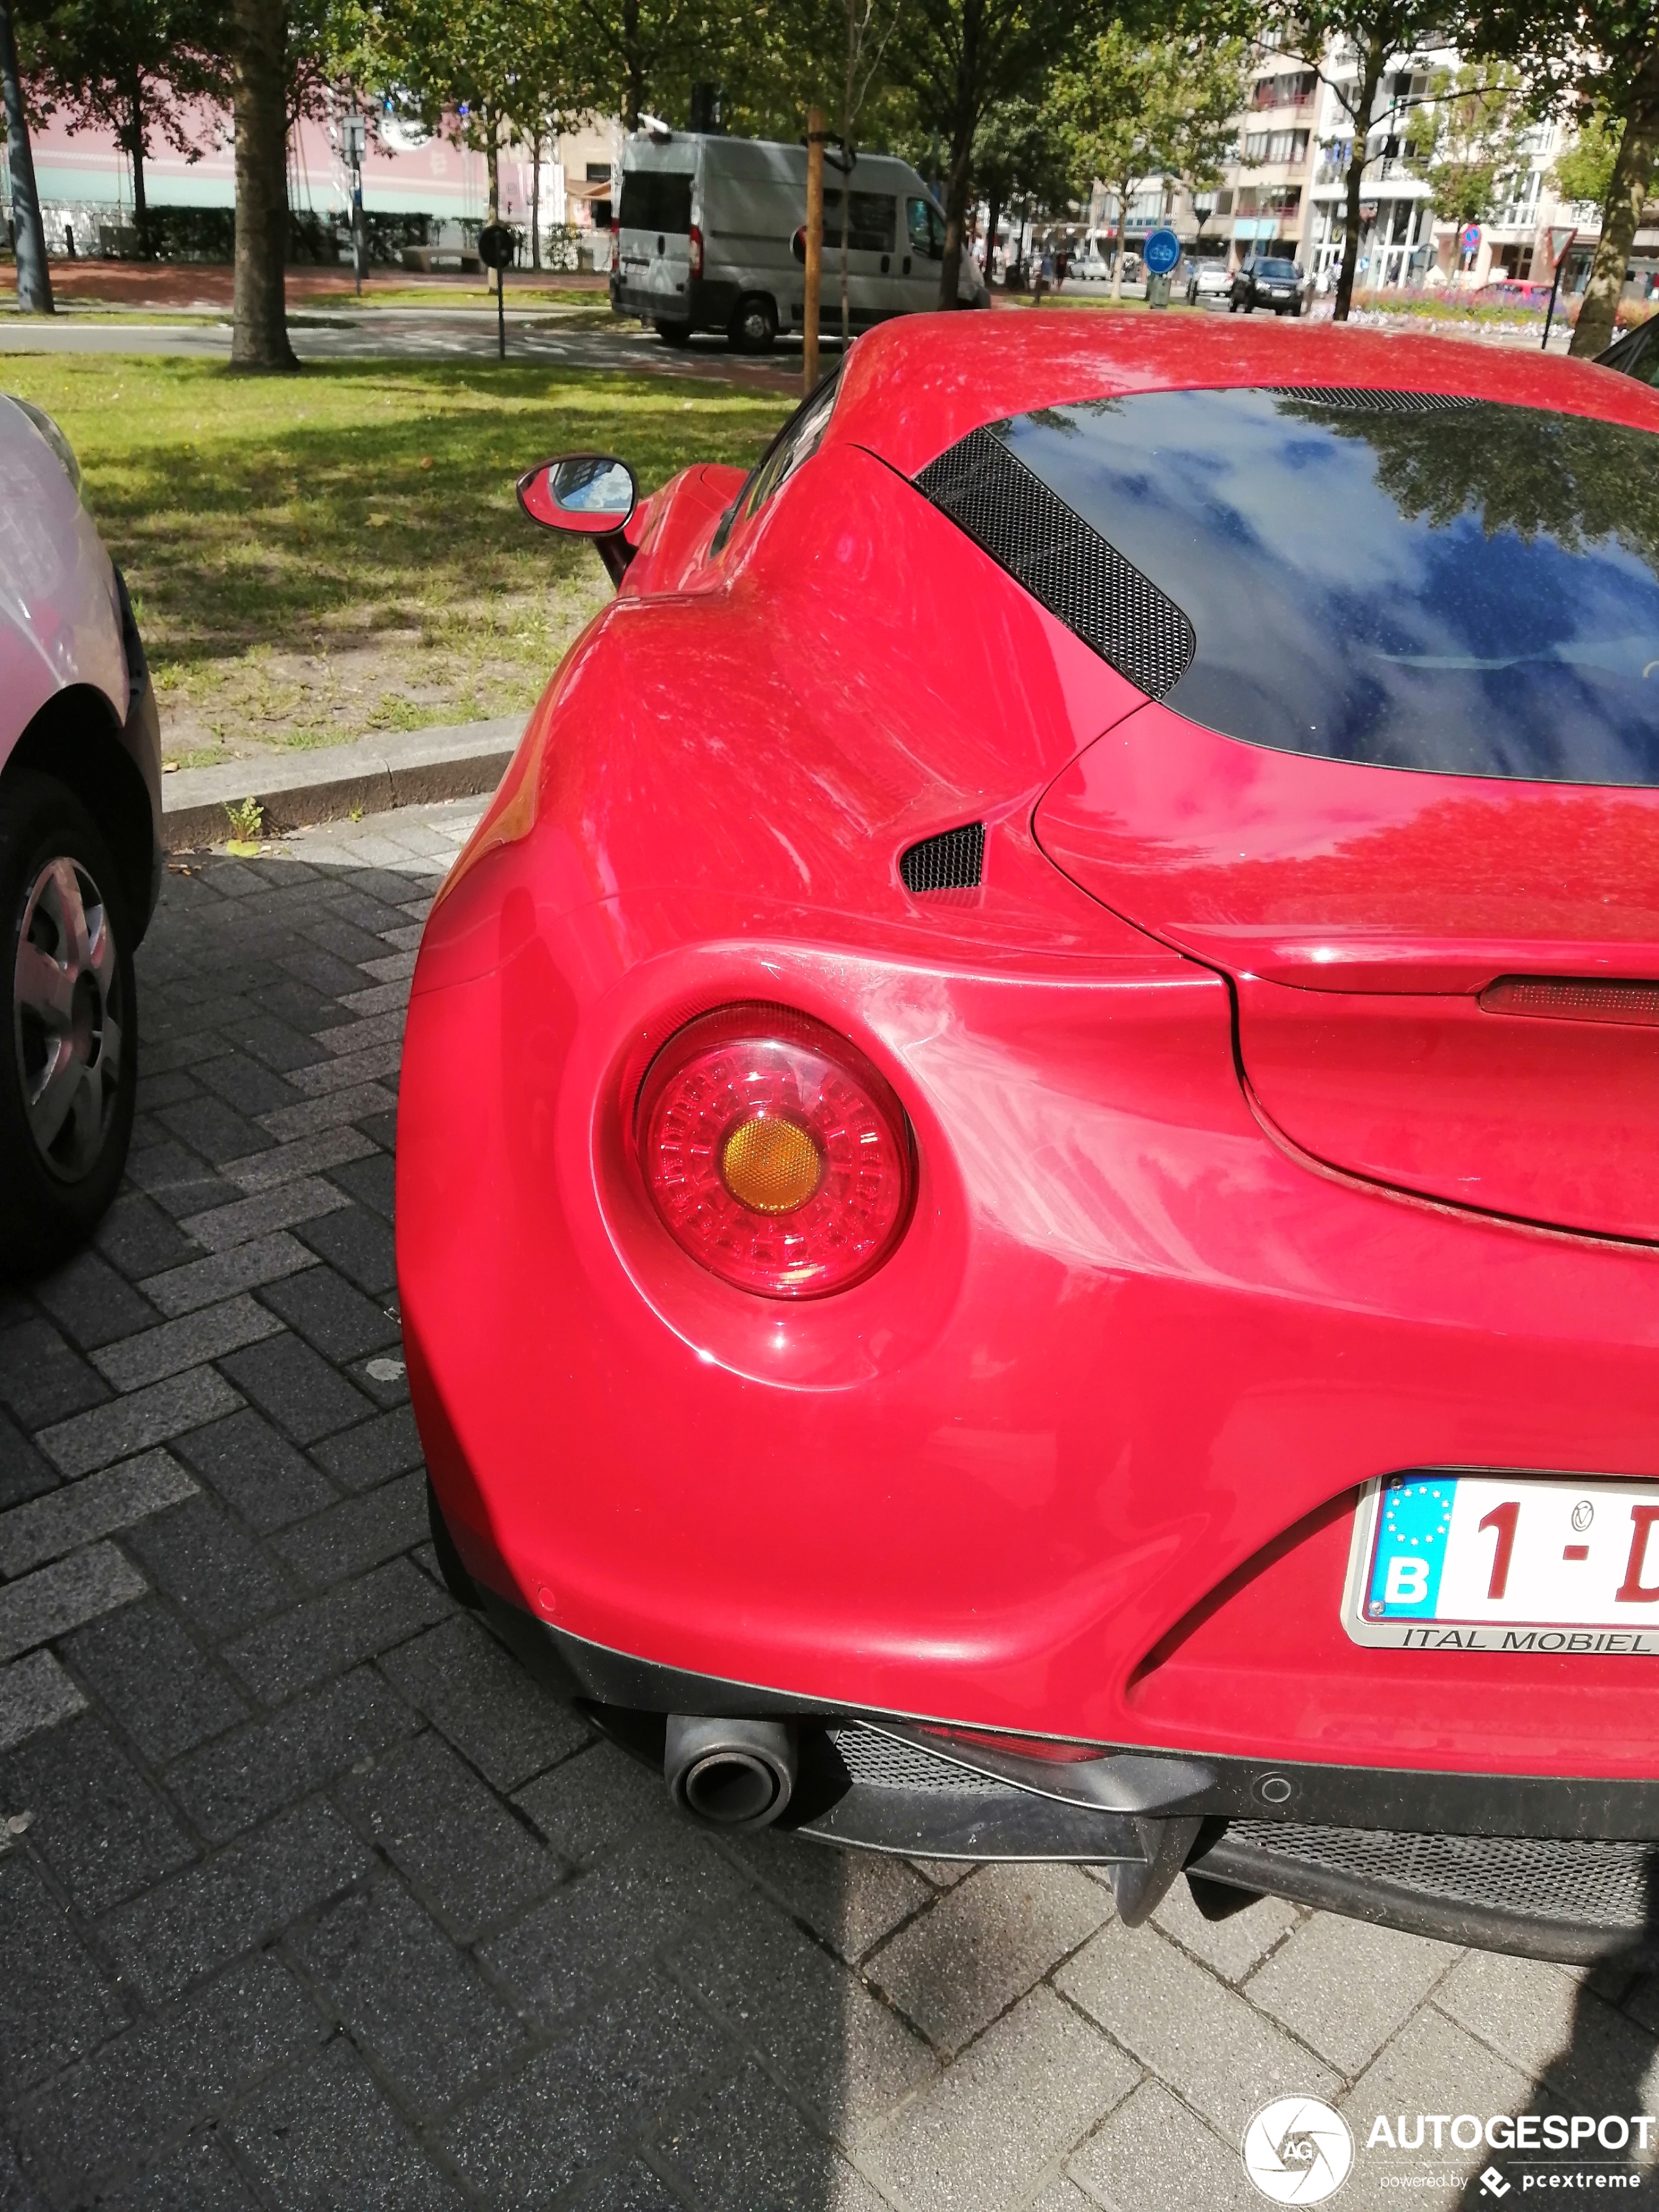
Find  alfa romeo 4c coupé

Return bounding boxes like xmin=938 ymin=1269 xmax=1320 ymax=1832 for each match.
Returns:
xmin=400 ymin=313 xmax=1659 ymax=1964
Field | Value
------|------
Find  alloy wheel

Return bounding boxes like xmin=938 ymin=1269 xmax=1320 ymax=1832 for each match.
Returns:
xmin=12 ymin=854 xmax=123 ymax=1182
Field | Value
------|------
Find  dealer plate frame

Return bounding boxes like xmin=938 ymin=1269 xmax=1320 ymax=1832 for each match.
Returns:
xmin=1342 ymin=1468 xmax=1659 ymax=1656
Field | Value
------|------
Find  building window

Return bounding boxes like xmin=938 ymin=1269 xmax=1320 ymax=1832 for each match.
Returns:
xmin=1240 ymin=185 xmax=1302 ymax=219
xmin=1251 ymin=69 xmax=1316 ymax=110
xmin=1243 ymin=129 xmax=1310 ymax=165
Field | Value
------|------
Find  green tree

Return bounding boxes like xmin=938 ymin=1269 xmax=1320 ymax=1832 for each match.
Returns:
xmin=1469 ymin=1 xmax=1659 ymax=357
xmin=1052 ymin=24 xmax=1247 ymax=298
xmin=1260 ymin=0 xmax=1449 ymax=321
xmin=973 ymin=92 xmax=1070 ymax=282
xmin=14 ymin=0 xmax=225 ymax=242
xmin=555 ymin=0 xmax=728 ymax=131
xmin=367 ymin=0 xmax=587 ymax=246
xmin=1406 ymin=59 xmax=1533 ymax=237
xmin=1549 ymin=108 xmax=1624 ymax=209
xmin=888 ymin=0 xmax=1096 ymax=310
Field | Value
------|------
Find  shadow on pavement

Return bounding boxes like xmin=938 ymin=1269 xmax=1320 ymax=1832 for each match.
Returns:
xmin=0 ymin=833 xmax=923 ymax=2210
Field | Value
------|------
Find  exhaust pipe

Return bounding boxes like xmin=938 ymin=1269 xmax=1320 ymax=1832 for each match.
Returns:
xmin=665 ymin=1714 xmax=797 ymax=1829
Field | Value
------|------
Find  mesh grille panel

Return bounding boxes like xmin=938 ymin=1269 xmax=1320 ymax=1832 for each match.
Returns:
xmin=916 ymin=428 xmax=1195 ymax=699
xmin=1480 ymin=975 xmax=1659 ymax=1027
xmin=899 ymin=822 xmax=984 ymax=893
xmin=1266 ymin=386 xmax=1479 ymax=413
xmin=1229 ymin=1821 xmax=1659 ymax=1931
xmin=830 ymin=1725 xmax=990 ymax=1792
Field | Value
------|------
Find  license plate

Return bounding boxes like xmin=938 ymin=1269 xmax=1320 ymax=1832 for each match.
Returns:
xmin=1342 ymin=1470 xmax=1659 ymax=1654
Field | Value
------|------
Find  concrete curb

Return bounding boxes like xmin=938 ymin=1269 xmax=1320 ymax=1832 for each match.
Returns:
xmin=161 ymin=716 xmax=523 ymax=850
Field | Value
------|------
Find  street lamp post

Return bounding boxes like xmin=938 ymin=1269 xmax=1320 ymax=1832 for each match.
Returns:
xmin=342 ymin=110 xmax=366 ymax=298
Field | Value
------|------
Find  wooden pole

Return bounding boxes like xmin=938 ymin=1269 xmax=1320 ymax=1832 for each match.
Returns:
xmin=804 ymin=107 xmax=824 ymax=392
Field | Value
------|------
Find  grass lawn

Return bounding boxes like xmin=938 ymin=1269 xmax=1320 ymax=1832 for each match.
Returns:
xmin=305 ymin=283 xmax=604 ymax=311
xmin=0 ymin=355 xmax=790 ymax=764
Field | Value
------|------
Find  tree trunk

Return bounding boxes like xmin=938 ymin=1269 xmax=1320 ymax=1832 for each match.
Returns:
xmin=0 ymin=0 xmax=52 ymax=311
xmin=1334 ymin=37 xmax=1385 ymax=323
xmin=984 ymin=184 xmax=1001 ymax=287
xmin=937 ymin=122 xmax=973 ymax=310
xmin=487 ymin=108 xmax=500 ymax=222
xmin=230 ymin=0 xmax=295 ymax=369
xmin=122 ymin=78 xmax=152 ymax=255
xmin=1570 ymin=49 xmax=1659 ymax=359
xmin=1110 ymin=171 xmax=1129 ymax=300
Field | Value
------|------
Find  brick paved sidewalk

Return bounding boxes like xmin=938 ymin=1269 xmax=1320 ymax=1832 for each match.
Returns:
xmin=1 ymin=799 xmax=1656 ymax=2212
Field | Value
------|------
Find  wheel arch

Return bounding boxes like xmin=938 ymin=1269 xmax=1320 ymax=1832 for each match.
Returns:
xmin=3 ymin=685 xmax=158 ymax=942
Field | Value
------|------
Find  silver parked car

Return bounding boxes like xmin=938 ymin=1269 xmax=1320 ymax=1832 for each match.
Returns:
xmin=0 ymin=393 xmax=161 ymax=1273
xmin=1185 ymin=259 xmax=1232 ymax=306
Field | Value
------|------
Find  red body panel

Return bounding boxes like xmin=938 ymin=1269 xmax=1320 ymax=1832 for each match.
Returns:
xmin=399 ymin=312 xmax=1659 ymax=1784
xmin=1033 ymin=696 xmax=1659 ymax=1244
xmin=826 ymin=310 xmax=1659 ymax=475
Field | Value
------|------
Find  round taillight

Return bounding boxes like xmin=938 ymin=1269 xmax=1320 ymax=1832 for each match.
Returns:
xmin=636 ymin=1003 xmax=914 ymax=1298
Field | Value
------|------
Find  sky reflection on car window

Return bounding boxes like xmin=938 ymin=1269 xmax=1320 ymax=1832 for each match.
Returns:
xmin=999 ymin=389 xmax=1659 ymax=784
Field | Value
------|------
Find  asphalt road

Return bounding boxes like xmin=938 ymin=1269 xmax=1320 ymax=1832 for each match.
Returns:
xmin=0 ymin=310 xmax=803 ymax=383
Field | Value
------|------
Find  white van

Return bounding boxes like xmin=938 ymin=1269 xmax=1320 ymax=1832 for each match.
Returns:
xmin=613 ymin=131 xmax=988 ymax=351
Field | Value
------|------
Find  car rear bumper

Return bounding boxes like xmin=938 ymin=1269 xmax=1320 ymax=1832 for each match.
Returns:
xmin=615 ymin=276 xmax=740 ymax=330
xmin=400 ymin=893 xmax=1659 ymax=1793
xmin=479 ymin=1586 xmax=1659 ymax=1964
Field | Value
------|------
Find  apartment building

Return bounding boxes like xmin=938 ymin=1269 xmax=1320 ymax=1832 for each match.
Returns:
xmin=1078 ymin=37 xmax=1653 ymax=301
xmin=1210 ymin=40 xmax=1654 ymax=298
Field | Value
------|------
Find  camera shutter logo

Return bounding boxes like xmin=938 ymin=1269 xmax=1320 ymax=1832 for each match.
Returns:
xmin=1242 ymin=2098 xmax=1354 ymax=2203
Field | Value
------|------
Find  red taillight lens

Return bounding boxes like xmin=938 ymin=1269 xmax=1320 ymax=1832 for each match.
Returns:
xmin=689 ymin=222 xmax=704 ymax=278
xmin=636 ymin=1003 xmax=913 ymax=1298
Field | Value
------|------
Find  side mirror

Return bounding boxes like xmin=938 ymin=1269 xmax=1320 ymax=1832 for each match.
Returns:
xmin=516 ymin=453 xmax=637 ymax=536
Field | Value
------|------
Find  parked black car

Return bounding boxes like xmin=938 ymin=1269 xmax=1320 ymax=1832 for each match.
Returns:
xmin=1229 ymin=256 xmax=1306 ymax=316
xmin=1596 ymin=317 xmax=1659 ymax=386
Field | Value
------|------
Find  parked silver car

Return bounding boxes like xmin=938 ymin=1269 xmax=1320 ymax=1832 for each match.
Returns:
xmin=1185 ymin=259 xmax=1232 ymax=306
xmin=0 ymin=393 xmax=161 ymax=1272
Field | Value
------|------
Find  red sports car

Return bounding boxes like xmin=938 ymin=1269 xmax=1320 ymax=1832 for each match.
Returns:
xmin=399 ymin=313 xmax=1659 ymax=1963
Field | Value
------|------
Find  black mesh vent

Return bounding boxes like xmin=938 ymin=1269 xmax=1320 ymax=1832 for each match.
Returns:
xmin=899 ymin=821 xmax=984 ymax=893
xmin=915 ymin=428 xmax=1195 ymax=698
xmin=1228 ymin=1820 xmax=1659 ymax=1931
xmin=1266 ymin=386 xmax=1479 ymax=413
xmin=830 ymin=1725 xmax=989 ymax=1792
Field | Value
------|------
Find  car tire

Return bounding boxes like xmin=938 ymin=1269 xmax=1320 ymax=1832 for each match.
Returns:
xmin=655 ymin=319 xmax=693 ymax=347
xmin=0 ymin=771 xmax=138 ymax=1277
xmin=728 ymin=295 xmax=778 ymax=353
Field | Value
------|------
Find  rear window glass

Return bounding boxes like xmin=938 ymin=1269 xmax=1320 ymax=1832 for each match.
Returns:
xmin=985 ymin=389 xmax=1659 ymax=786
xmin=619 ymin=170 xmax=693 ymax=235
